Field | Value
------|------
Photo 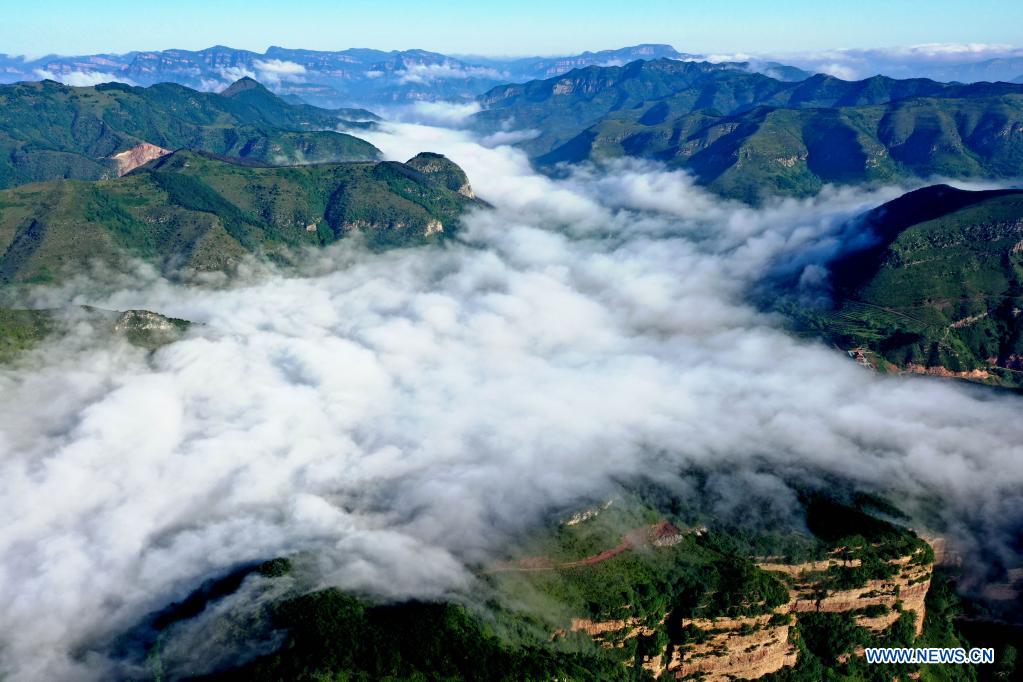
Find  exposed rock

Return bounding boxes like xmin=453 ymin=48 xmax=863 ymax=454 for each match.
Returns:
xmin=114 ymin=309 xmax=189 ymax=348
xmin=903 ymin=363 xmax=991 ymax=380
xmin=563 ymin=500 xmax=613 ymax=526
xmin=669 ymin=613 xmax=798 ymax=681
xmin=552 ymin=517 xmax=935 ymax=679
xmin=764 ymin=547 xmax=932 ymax=637
xmin=110 ymin=142 xmax=172 ymax=176
xmin=568 ymin=616 xmax=657 ymax=641
xmin=405 ymin=152 xmax=475 ymax=198
xmin=757 ymin=556 xmax=861 ymax=576
xmin=920 ymin=534 xmax=963 ymax=568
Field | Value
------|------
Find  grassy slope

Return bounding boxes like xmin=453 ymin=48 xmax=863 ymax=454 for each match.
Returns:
xmin=788 ymin=185 xmax=1023 ymax=385
xmin=0 ymin=151 xmax=479 ymax=285
xmin=0 ymin=306 xmax=189 ymax=360
xmin=473 ymin=60 xmax=1023 ymax=201
xmin=542 ymin=94 xmax=1023 ymax=202
xmin=107 ymin=493 xmax=957 ymax=681
xmin=0 ymin=78 xmax=380 ymax=189
xmin=0 ymin=307 xmax=52 ymax=361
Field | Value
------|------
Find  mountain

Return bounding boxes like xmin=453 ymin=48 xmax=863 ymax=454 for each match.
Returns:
xmin=0 ymin=77 xmax=381 ymax=190
xmin=478 ymin=44 xmax=697 ymax=80
xmin=891 ymin=56 xmax=1023 ymax=85
xmin=101 ymin=493 xmax=972 ymax=680
xmin=750 ymin=60 xmax=815 ymax=82
xmin=0 ymin=44 xmax=698 ymax=108
xmin=0 ymin=150 xmax=481 ymax=285
xmin=790 ymin=185 xmax=1023 ymax=385
xmin=723 ymin=50 xmax=1023 ymax=84
xmin=217 ymin=76 xmax=377 ymax=123
xmin=1014 ymin=74 xmax=1023 ymax=84
xmin=471 ymin=59 xmax=1023 ymax=201
xmin=0 ymin=306 xmax=188 ymax=360
xmin=0 ymin=44 xmax=807 ymax=108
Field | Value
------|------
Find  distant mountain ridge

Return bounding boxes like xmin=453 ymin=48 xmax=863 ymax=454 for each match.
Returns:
xmin=0 ymin=44 xmax=791 ymax=108
xmin=0 ymin=77 xmax=379 ymax=190
xmin=0 ymin=150 xmax=481 ymax=285
xmin=5 ymin=42 xmax=1023 ymax=109
xmin=786 ymin=185 xmax=1023 ymax=386
xmin=471 ymin=59 xmax=1023 ymax=201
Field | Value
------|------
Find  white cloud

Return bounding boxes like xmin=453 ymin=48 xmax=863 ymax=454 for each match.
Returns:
xmin=696 ymin=52 xmax=753 ymax=64
xmin=817 ymin=63 xmax=860 ymax=80
xmin=751 ymin=43 xmax=1023 ymax=81
xmin=253 ymin=58 xmax=306 ymax=85
xmin=378 ymin=100 xmax=483 ymax=127
xmin=2 ymin=122 xmax=1023 ymax=680
xmin=210 ymin=59 xmax=307 ymax=90
xmin=479 ymin=128 xmax=540 ymax=147
xmin=253 ymin=58 xmax=306 ymax=77
xmin=32 ymin=69 xmax=133 ymax=87
xmin=216 ymin=64 xmax=257 ymax=84
xmin=396 ymin=61 xmax=506 ymax=84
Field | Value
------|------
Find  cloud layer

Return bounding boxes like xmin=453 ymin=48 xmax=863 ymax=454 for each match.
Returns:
xmin=32 ymin=68 xmax=135 ymax=87
xmin=752 ymin=43 xmax=1023 ymax=81
xmin=1 ymin=123 xmax=1022 ymax=680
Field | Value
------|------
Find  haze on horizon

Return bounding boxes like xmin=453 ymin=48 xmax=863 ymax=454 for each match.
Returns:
xmin=2 ymin=0 xmax=1021 ymax=59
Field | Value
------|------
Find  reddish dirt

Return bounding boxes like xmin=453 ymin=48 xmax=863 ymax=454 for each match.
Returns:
xmin=487 ymin=521 xmax=681 ymax=573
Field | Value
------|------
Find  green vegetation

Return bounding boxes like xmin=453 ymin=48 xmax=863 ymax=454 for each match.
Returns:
xmin=0 ymin=307 xmax=52 ymax=360
xmin=472 ymin=59 xmax=1023 ymax=201
xmin=205 ymin=592 xmax=630 ymax=682
xmin=0 ymin=77 xmax=379 ymax=189
xmin=0 ymin=306 xmax=190 ymax=361
xmin=784 ymin=185 xmax=1023 ymax=387
xmin=0 ymin=150 xmax=480 ymax=285
xmin=105 ymin=492 xmax=960 ymax=681
xmin=406 ymin=152 xmax=476 ymax=197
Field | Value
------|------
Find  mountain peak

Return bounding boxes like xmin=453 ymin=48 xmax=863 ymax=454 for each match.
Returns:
xmin=220 ymin=77 xmax=268 ymax=97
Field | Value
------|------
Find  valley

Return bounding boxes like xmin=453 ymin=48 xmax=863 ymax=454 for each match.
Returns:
xmin=1 ymin=25 xmax=1023 ymax=682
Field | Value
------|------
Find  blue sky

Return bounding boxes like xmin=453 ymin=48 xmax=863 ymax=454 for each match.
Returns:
xmin=2 ymin=0 xmax=1021 ymax=58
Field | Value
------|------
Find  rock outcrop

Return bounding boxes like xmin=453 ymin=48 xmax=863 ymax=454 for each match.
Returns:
xmin=110 ymin=142 xmax=171 ymax=176
xmin=666 ymin=613 xmax=798 ymax=681
xmin=782 ymin=557 xmax=931 ymax=636
xmin=405 ymin=152 xmax=475 ymax=198
xmin=565 ymin=543 xmax=934 ymax=679
xmin=114 ymin=309 xmax=189 ymax=348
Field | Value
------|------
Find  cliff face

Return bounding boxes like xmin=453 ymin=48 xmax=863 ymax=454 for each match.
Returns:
xmin=405 ymin=152 xmax=476 ymax=198
xmin=779 ymin=549 xmax=932 ymax=637
xmin=110 ymin=142 xmax=172 ymax=176
xmin=665 ymin=613 xmax=798 ymax=681
xmin=566 ymin=543 xmax=934 ymax=680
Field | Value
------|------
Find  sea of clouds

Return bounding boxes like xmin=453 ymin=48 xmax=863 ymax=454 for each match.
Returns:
xmin=1 ymin=121 xmax=1022 ymax=680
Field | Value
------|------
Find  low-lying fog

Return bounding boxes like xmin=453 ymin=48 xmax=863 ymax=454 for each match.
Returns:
xmin=1 ymin=118 xmax=1021 ymax=680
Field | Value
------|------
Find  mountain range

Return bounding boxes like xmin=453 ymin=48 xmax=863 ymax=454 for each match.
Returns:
xmin=0 ymin=76 xmax=379 ymax=190
xmin=785 ymin=184 xmax=1023 ymax=387
xmin=0 ymin=149 xmax=479 ymax=286
xmin=472 ymin=59 xmax=1023 ymax=201
xmin=106 ymin=493 xmax=954 ymax=681
xmin=2 ymin=39 xmax=1023 ymax=681
xmin=7 ymin=42 xmax=1023 ymax=110
xmin=0 ymin=44 xmax=707 ymax=108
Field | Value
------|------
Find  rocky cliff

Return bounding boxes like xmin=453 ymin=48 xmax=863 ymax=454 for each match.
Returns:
xmin=110 ymin=142 xmax=172 ymax=176
xmin=565 ymin=543 xmax=934 ymax=680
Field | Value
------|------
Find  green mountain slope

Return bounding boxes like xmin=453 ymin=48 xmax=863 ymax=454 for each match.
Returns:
xmin=0 ymin=78 xmax=381 ymax=190
xmin=103 ymin=494 xmax=978 ymax=681
xmin=0 ymin=151 xmax=480 ymax=285
xmin=0 ymin=306 xmax=189 ymax=360
xmin=472 ymin=59 xmax=1023 ymax=201
xmin=792 ymin=185 xmax=1023 ymax=385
